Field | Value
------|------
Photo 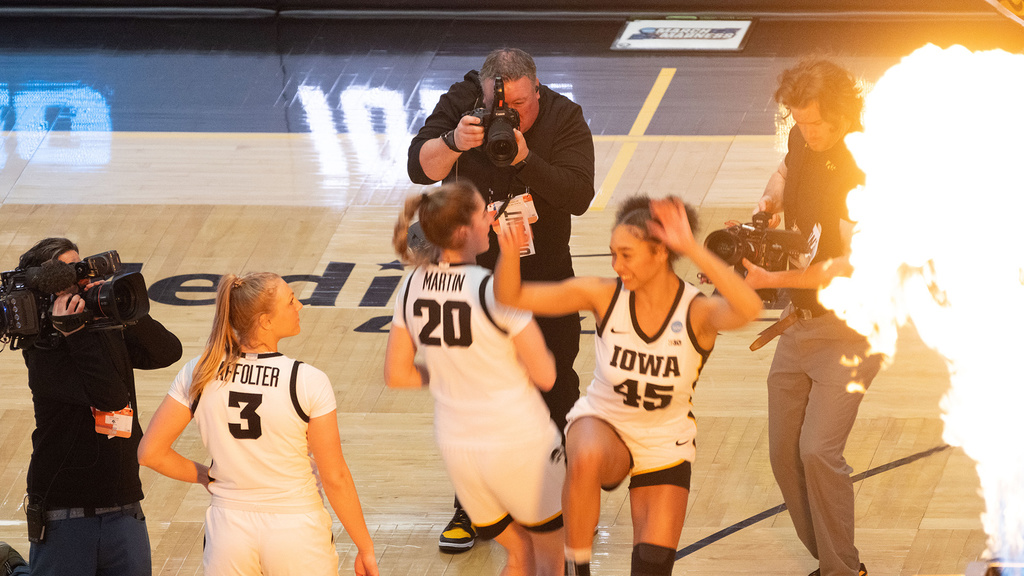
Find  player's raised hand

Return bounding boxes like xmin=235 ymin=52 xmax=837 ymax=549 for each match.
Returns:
xmin=496 ymin=215 xmax=528 ymax=257
xmin=649 ymin=197 xmax=697 ymax=256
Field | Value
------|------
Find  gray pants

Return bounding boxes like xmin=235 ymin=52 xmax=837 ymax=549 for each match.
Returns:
xmin=767 ymin=310 xmax=881 ymax=576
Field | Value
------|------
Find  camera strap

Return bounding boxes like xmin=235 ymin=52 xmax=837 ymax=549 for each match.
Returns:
xmin=50 ymin=311 xmax=91 ymax=334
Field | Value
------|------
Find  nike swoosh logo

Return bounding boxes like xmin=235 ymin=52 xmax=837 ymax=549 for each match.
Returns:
xmin=610 ymin=328 xmax=629 ymax=334
xmin=675 ymin=440 xmax=689 ymax=446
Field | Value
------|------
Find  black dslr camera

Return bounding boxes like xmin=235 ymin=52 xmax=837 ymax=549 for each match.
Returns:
xmin=704 ymin=212 xmax=807 ymax=303
xmin=0 ymin=250 xmax=150 ymax=350
xmin=463 ymin=76 xmax=522 ymax=166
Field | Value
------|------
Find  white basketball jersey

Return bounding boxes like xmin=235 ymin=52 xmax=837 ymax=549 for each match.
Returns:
xmin=168 ymin=353 xmax=336 ymax=512
xmin=393 ymin=263 xmax=553 ymax=447
xmin=586 ymin=279 xmax=710 ymax=462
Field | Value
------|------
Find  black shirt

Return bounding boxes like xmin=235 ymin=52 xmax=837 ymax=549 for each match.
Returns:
xmin=408 ymin=70 xmax=595 ymax=281
xmin=782 ymin=127 xmax=864 ymax=312
xmin=23 ymin=315 xmax=182 ymax=509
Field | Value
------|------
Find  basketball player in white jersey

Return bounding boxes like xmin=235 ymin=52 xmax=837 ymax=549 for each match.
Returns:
xmin=138 ymin=272 xmax=378 ymax=576
xmin=384 ymin=182 xmax=565 ymax=576
xmin=494 ymin=196 xmax=762 ymax=576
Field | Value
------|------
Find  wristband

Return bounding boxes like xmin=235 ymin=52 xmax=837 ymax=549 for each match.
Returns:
xmin=441 ymin=130 xmax=464 ymax=153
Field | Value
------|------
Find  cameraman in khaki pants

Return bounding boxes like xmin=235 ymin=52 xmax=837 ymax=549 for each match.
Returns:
xmin=740 ymin=59 xmax=882 ymax=576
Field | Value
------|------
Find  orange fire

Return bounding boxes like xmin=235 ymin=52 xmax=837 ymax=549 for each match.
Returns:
xmin=819 ymin=44 xmax=1024 ymax=569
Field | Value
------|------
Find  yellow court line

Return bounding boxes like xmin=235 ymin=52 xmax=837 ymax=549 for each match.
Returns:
xmin=591 ymin=68 xmax=676 ymax=211
xmin=629 ymin=68 xmax=677 ymax=137
xmin=593 ymin=142 xmax=638 ymax=211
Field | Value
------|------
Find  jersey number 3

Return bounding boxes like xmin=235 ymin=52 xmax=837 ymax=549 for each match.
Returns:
xmin=228 ymin=391 xmax=263 ymax=439
xmin=413 ymin=299 xmax=472 ymax=347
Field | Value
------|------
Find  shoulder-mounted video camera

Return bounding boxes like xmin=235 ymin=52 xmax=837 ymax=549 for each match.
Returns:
xmin=704 ymin=212 xmax=807 ymax=273
xmin=0 ymin=250 xmax=150 ymax=350
xmin=462 ymin=76 xmax=521 ymax=166
xmin=704 ymin=212 xmax=807 ymax=303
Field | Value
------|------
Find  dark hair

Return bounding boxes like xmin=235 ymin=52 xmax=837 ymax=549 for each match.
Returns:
xmin=614 ymin=195 xmax=698 ymax=265
xmin=393 ymin=182 xmax=482 ymax=266
xmin=774 ymin=58 xmax=863 ymax=130
xmin=480 ymin=48 xmax=537 ymax=83
xmin=19 ymin=237 xmax=79 ymax=269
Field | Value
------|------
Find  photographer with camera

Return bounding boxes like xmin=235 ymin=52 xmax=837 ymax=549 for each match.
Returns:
xmin=13 ymin=237 xmax=182 ymax=576
xmin=408 ymin=47 xmax=595 ymax=553
xmin=741 ymin=60 xmax=882 ymax=576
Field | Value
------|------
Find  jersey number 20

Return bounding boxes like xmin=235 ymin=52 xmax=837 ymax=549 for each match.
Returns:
xmin=413 ymin=299 xmax=472 ymax=347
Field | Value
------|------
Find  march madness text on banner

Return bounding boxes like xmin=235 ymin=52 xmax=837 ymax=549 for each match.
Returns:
xmin=612 ymin=19 xmax=753 ymax=51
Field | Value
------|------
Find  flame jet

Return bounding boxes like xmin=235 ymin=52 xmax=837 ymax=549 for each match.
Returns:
xmin=820 ymin=44 xmax=1024 ymax=572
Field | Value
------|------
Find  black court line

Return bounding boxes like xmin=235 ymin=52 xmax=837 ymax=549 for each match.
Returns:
xmin=675 ymin=444 xmax=952 ymax=560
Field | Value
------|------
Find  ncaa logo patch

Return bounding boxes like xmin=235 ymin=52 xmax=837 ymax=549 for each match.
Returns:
xmin=671 ymin=321 xmax=683 ymax=333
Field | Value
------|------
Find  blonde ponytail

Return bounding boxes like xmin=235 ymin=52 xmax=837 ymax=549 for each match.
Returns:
xmin=189 ymin=272 xmax=281 ymax=402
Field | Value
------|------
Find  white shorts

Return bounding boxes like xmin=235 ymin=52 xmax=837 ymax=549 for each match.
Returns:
xmin=566 ymin=394 xmax=693 ymax=478
xmin=439 ymin=429 xmax=564 ymax=536
xmin=204 ymin=505 xmax=339 ymax=576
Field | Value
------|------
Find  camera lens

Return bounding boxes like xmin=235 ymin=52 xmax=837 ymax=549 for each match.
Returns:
xmin=83 ymin=272 xmax=150 ymax=323
xmin=704 ymin=230 xmax=744 ymax=266
xmin=486 ymin=137 xmax=517 ymax=164
xmin=485 ymin=119 xmax=518 ymax=165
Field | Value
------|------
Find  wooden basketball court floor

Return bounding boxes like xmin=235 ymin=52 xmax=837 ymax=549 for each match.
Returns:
xmin=1 ymin=12 xmax=1020 ymax=576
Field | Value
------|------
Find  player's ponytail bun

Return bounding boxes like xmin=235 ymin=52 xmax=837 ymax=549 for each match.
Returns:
xmin=394 ymin=182 xmax=480 ymax=266
xmin=393 ymin=193 xmax=429 ymax=265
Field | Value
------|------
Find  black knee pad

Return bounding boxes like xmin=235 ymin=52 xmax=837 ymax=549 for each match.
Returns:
xmin=631 ymin=543 xmax=675 ymax=576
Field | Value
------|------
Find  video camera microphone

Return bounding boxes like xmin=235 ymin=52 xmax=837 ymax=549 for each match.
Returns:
xmin=23 ymin=261 xmax=78 ymax=295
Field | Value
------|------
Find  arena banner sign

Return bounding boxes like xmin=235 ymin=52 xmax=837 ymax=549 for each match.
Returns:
xmin=612 ymin=19 xmax=753 ymax=51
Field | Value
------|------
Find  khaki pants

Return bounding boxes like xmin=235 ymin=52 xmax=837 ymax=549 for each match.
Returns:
xmin=767 ymin=310 xmax=882 ymax=576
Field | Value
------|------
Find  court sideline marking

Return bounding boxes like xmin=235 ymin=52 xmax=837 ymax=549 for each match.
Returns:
xmin=591 ymin=67 xmax=676 ymax=211
xmin=674 ymin=444 xmax=952 ymax=560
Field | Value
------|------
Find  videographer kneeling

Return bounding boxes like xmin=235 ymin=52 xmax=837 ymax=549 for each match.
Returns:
xmin=15 ymin=238 xmax=181 ymax=576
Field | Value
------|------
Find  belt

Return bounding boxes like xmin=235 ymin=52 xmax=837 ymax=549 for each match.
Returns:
xmin=45 ymin=501 xmax=142 ymax=522
xmin=793 ymin=305 xmax=828 ymax=320
xmin=749 ymin=305 xmax=829 ymax=351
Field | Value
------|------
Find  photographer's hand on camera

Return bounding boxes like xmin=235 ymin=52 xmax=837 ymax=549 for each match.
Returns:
xmin=743 ymin=255 xmax=852 ymax=292
xmin=454 ymin=114 xmax=485 ymax=152
xmin=739 ymin=258 xmax=773 ymax=290
xmin=511 ymin=129 xmax=530 ymax=167
xmin=51 ymin=292 xmax=88 ymax=335
xmin=754 ymin=202 xmax=782 ymax=229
